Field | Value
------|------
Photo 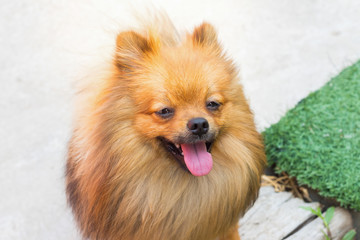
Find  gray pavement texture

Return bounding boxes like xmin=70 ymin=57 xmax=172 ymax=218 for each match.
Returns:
xmin=1 ymin=0 xmax=360 ymax=239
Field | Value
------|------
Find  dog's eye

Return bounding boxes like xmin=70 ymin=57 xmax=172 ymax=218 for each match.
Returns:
xmin=156 ymin=108 xmax=174 ymax=119
xmin=206 ymin=101 xmax=221 ymax=111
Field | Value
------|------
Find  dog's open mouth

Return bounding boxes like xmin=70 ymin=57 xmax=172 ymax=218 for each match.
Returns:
xmin=159 ymin=137 xmax=214 ymax=176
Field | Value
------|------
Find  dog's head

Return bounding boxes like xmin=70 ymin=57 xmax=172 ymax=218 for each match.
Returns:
xmin=114 ymin=23 xmax=243 ymax=176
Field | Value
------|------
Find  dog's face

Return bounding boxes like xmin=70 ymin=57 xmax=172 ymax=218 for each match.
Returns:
xmin=115 ymin=23 xmax=238 ymax=176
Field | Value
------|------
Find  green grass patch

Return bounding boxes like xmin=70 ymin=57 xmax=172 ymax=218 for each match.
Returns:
xmin=263 ymin=60 xmax=360 ymax=210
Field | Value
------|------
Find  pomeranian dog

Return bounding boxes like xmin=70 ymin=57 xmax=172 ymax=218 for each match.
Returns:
xmin=66 ymin=15 xmax=266 ymax=240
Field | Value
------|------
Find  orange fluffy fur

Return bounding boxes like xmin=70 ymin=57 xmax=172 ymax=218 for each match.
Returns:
xmin=66 ymin=17 xmax=266 ymax=240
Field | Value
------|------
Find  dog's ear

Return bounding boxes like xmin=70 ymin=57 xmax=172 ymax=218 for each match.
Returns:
xmin=191 ymin=23 xmax=219 ymax=48
xmin=115 ymin=31 xmax=156 ymax=71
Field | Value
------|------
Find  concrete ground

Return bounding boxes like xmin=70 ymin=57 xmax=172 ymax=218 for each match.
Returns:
xmin=1 ymin=0 xmax=359 ymax=239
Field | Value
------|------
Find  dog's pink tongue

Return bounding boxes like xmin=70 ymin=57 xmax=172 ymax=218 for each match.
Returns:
xmin=181 ymin=142 xmax=213 ymax=176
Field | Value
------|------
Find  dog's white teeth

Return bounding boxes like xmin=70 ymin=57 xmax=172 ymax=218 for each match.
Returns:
xmin=175 ymin=144 xmax=180 ymax=149
xmin=180 ymin=152 xmax=183 ymax=156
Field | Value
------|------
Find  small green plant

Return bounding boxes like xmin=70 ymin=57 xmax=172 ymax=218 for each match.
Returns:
xmin=300 ymin=206 xmax=356 ymax=240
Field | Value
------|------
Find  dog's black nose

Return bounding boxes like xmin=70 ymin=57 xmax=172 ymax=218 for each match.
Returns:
xmin=187 ymin=118 xmax=209 ymax=136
